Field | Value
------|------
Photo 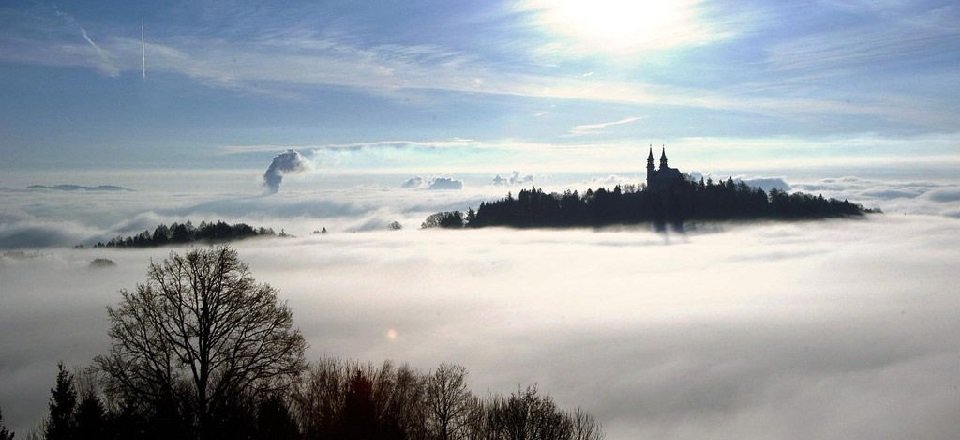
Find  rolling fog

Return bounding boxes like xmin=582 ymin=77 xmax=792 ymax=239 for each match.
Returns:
xmin=1 ymin=169 xmax=959 ymax=438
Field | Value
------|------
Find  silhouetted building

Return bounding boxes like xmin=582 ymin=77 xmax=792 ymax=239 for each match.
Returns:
xmin=646 ymin=145 xmax=683 ymax=189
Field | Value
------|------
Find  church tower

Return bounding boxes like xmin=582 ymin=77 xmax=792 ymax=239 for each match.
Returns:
xmin=647 ymin=144 xmax=682 ymax=190
xmin=646 ymin=145 xmax=655 ymax=187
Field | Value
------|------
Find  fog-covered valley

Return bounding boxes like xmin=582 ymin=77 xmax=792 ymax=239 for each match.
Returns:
xmin=2 ymin=168 xmax=958 ymax=438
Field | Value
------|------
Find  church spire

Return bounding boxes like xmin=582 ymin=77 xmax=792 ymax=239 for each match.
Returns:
xmin=659 ymin=145 xmax=668 ymax=169
xmin=646 ymin=144 xmax=656 ymax=187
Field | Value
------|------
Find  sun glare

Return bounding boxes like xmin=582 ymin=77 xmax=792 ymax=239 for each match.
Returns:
xmin=532 ymin=0 xmax=703 ymax=54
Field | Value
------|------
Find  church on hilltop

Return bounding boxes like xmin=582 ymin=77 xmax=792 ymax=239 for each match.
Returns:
xmin=646 ymin=145 xmax=683 ymax=189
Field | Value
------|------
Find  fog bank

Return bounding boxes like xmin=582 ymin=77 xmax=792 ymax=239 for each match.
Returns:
xmin=2 ymin=215 xmax=958 ymax=438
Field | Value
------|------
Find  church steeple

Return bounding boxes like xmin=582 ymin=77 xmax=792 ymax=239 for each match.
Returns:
xmin=646 ymin=144 xmax=655 ymax=187
xmin=647 ymin=143 xmax=682 ymax=190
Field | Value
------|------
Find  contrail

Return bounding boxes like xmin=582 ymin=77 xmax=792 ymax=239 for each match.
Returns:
xmin=79 ymin=25 xmax=107 ymax=59
xmin=56 ymin=8 xmax=108 ymax=59
xmin=141 ymin=19 xmax=145 ymax=80
xmin=53 ymin=6 xmax=117 ymax=76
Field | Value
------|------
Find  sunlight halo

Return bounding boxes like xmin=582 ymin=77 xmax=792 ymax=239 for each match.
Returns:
xmin=523 ymin=0 xmax=712 ymax=55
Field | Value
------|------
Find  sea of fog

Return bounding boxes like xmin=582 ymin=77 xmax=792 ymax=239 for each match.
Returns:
xmin=1 ymin=167 xmax=959 ymax=438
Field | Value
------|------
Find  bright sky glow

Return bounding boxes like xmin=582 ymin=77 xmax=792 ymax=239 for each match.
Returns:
xmin=527 ymin=0 xmax=706 ymax=54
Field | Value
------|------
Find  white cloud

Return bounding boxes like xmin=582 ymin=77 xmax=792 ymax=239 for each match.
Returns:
xmin=2 ymin=215 xmax=959 ymax=438
xmin=400 ymin=176 xmax=427 ymax=189
xmin=491 ymin=171 xmax=535 ymax=187
xmin=401 ymin=176 xmax=464 ymax=190
xmin=790 ymin=176 xmax=960 ymax=216
xmin=568 ymin=116 xmax=644 ymax=136
xmin=2 ymin=14 xmax=945 ymax=128
xmin=219 ymin=139 xmax=476 ymax=155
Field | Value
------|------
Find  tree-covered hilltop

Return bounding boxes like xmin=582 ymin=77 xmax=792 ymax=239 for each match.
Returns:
xmin=95 ymin=220 xmax=282 ymax=248
xmin=424 ymin=177 xmax=876 ymax=229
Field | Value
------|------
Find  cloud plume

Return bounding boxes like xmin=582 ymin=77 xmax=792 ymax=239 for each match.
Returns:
xmin=262 ymin=150 xmax=311 ymax=194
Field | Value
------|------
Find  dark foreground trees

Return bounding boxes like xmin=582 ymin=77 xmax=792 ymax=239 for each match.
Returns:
xmin=45 ymin=364 xmax=77 ymax=440
xmin=289 ymin=359 xmax=605 ymax=440
xmin=0 ymin=406 xmax=13 ymax=440
xmin=25 ymin=246 xmax=602 ymax=440
xmin=95 ymin=246 xmax=307 ymax=438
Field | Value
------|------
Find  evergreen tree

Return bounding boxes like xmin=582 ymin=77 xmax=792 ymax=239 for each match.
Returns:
xmin=74 ymin=392 xmax=108 ymax=440
xmin=45 ymin=363 xmax=77 ymax=440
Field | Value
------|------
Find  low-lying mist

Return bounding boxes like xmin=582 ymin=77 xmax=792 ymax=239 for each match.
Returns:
xmin=2 ymin=169 xmax=959 ymax=249
xmin=2 ymin=215 xmax=958 ymax=439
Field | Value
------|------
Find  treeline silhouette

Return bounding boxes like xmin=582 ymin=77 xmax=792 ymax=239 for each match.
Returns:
xmin=29 ymin=360 xmax=602 ymax=440
xmin=424 ymin=177 xmax=874 ymax=229
xmin=95 ymin=221 xmax=280 ymax=248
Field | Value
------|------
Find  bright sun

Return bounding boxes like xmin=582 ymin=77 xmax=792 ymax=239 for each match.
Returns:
xmin=532 ymin=0 xmax=703 ymax=54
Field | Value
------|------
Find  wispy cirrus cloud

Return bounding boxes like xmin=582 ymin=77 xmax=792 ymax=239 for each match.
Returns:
xmin=568 ymin=116 xmax=644 ymax=136
xmin=3 ymin=28 xmax=955 ymax=141
xmin=219 ymin=139 xmax=477 ymax=155
xmin=2 ymin=0 xmax=959 ymax=143
xmin=1 ymin=7 xmax=948 ymax=130
xmin=765 ymin=6 xmax=960 ymax=75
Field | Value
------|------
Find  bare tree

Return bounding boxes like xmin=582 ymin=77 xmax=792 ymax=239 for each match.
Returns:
xmin=291 ymin=358 xmax=349 ymax=438
xmin=427 ymin=363 xmax=472 ymax=440
xmin=568 ymin=409 xmax=604 ymax=440
xmin=289 ymin=358 xmax=603 ymax=440
xmin=95 ymin=246 xmax=306 ymax=437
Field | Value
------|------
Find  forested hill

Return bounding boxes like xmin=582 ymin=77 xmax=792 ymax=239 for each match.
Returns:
xmin=423 ymin=177 xmax=876 ymax=229
xmin=95 ymin=220 xmax=282 ymax=248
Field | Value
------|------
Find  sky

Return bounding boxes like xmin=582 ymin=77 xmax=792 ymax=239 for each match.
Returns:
xmin=1 ymin=0 xmax=959 ymax=172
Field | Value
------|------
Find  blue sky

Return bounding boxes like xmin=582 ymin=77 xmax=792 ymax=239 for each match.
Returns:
xmin=1 ymin=0 xmax=958 ymax=172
